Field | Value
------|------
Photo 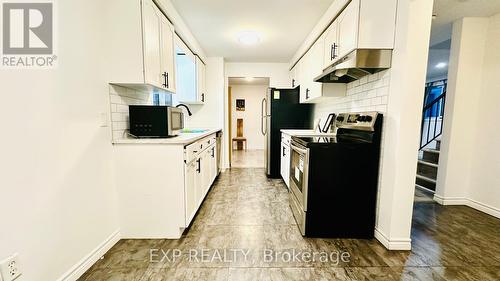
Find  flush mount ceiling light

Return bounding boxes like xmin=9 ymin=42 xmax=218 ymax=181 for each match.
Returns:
xmin=237 ymin=31 xmax=261 ymax=45
xmin=435 ymin=62 xmax=447 ymax=69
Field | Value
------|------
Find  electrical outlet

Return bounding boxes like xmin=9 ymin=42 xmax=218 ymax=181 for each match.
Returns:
xmin=0 ymin=254 xmax=22 ymax=281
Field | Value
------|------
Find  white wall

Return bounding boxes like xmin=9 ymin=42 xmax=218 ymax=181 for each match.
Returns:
xmin=436 ymin=14 xmax=500 ymax=218
xmin=0 ymin=1 xmax=120 ymax=280
xmin=435 ymin=18 xmax=488 ymax=204
xmin=186 ymin=57 xmax=225 ymax=130
xmin=468 ymin=13 xmax=500 ymax=216
xmin=225 ymin=62 xmax=291 ymax=88
xmin=230 ymin=85 xmax=268 ymax=150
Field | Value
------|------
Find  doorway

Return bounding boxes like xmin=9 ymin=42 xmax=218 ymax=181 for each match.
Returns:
xmin=227 ymin=77 xmax=270 ymax=168
xmin=413 ymin=6 xmax=451 ymax=203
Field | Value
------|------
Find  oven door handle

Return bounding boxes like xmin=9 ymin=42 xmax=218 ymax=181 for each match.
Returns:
xmin=290 ymin=144 xmax=308 ymax=155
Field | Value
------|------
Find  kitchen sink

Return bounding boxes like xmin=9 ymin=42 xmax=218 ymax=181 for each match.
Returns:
xmin=182 ymin=129 xmax=210 ymax=133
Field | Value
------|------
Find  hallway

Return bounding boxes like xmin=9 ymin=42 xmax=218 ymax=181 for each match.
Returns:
xmin=79 ymin=168 xmax=500 ymax=281
xmin=231 ymin=150 xmax=265 ymax=168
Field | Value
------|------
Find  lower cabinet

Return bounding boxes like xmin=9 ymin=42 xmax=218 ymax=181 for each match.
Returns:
xmin=280 ymin=140 xmax=291 ymax=189
xmin=184 ymin=142 xmax=218 ymax=226
xmin=185 ymin=159 xmax=198 ymax=224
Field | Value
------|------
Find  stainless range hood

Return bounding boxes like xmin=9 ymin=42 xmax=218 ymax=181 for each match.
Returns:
xmin=314 ymin=49 xmax=392 ymax=83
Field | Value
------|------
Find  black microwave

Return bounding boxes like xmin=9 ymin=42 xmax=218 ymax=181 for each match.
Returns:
xmin=129 ymin=105 xmax=184 ymax=138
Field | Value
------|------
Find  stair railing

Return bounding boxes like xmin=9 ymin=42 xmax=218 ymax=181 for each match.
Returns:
xmin=420 ymin=92 xmax=446 ymax=150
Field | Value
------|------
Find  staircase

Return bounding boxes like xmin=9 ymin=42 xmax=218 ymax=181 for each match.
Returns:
xmin=415 ymin=139 xmax=440 ymax=192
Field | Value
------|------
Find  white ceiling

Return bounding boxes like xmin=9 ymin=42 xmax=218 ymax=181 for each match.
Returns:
xmin=430 ymin=0 xmax=500 ymax=46
xmin=170 ymin=0 xmax=335 ymax=63
xmin=228 ymin=77 xmax=270 ymax=86
xmin=426 ymin=0 xmax=500 ymax=80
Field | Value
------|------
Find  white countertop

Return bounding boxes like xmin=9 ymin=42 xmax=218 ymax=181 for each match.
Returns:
xmin=112 ymin=128 xmax=221 ymax=145
xmin=280 ymin=129 xmax=335 ymax=137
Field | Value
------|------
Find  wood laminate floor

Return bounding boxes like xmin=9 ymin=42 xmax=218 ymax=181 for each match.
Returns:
xmin=79 ymin=168 xmax=500 ymax=281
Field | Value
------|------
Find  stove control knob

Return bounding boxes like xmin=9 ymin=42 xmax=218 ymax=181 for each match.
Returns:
xmin=358 ymin=116 xmax=365 ymax=122
xmin=336 ymin=116 xmax=344 ymax=122
xmin=365 ymin=116 xmax=373 ymax=122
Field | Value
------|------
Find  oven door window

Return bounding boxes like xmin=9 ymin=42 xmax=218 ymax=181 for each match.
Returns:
xmin=170 ymin=112 xmax=183 ymax=130
xmin=291 ymin=148 xmax=305 ymax=192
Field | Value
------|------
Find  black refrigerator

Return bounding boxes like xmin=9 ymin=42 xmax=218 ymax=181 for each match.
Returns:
xmin=261 ymin=87 xmax=313 ymax=178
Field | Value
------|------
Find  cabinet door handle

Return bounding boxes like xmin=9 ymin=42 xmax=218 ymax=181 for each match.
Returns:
xmin=292 ymin=79 xmax=295 ymax=88
xmin=201 ymin=93 xmax=205 ymax=102
xmin=162 ymin=72 xmax=167 ymax=88
xmin=211 ymin=148 xmax=215 ymax=158
xmin=166 ymin=72 xmax=169 ymax=88
xmin=306 ymin=88 xmax=310 ymax=99
xmin=331 ymin=44 xmax=334 ymax=60
xmin=333 ymin=43 xmax=338 ymax=59
xmin=283 ymin=147 xmax=286 ymax=157
xmin=196 ymin=159 xmax=201 ymax=173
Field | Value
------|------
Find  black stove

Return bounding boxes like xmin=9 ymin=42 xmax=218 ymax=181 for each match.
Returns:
xmin=288 ymin=111 xmax=383 ymax=239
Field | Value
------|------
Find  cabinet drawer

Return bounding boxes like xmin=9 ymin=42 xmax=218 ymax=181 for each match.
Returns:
xmin=185 ymin=140 xmax=205 ymax=163
xmin=185 ymin=133 xmax=216 ymax=163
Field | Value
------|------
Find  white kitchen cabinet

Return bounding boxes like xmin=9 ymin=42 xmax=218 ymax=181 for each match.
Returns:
xmin=196 ymin=56 xmax=207 ymax=103
xmin=160 ymin=14 xmax=176 ymax=93
xmin=298 ymin=52 xmax=311 ymax=103
xmin=290 ymin=63 xmax=299 ymax=88
xmin=142 ymin=0 xmax=162 ymax=89
xmin=201 ymin=147 xmax=212 ymax=197
xmin=113 ymin=131 xmax=222 ymax=238
xmin=300 ymin=35 xmax=346 ymax=104
xmin=108 ymin=0 xmax=176 ymax=94
xmin=322 ymin=0 xmax=396 ymax=69
xmin=184 ymin=159 xmax=198 ymax=225
xmin=209 ymin=145 xmax=217 ymax=183
xmin=323 ymin=19 xmax=339 ymax=69
xmin=184 ymin=134 xmax=219 ymax=226
xmin=336 ymin=0 xmax=360 ymax=60
xmin=280 ymin=140 xmax=291 ymax=188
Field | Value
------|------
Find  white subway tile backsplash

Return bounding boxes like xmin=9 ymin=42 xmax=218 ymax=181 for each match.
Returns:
xmin=108 ymin=85 xmax=159 ymax=141
xmin=359 ymin=76 xmax=368 ymax=85
xmin=376 ymin=87 xmax=389 ymax=97
xmin=313 ymin=71 xmax=391 ymax=129
xmin=371 ymin=97 xmax=383 ymax=106
xmin=116 ymin=104 xmax=129 ymax=113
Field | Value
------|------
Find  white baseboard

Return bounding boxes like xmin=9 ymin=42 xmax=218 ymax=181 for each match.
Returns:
xmin=374 ymin=228 xmax=412 ymax=251
xmin=58 ymin=230 xmax=120 ymax=281
xmin=465 ymin=199 xmax=500 ymax=219
xmin=433 ymin=195 xmax=500 ymax=219
xmin=432 ymin=194 xmax=467 ymax=205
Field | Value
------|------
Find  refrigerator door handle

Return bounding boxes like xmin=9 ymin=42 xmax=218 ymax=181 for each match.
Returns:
xmin=261 ymin=98 xmax=267 ymax=135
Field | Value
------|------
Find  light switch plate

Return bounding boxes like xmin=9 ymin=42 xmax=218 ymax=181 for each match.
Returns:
xmin=100 ymin=112 xmax=109 ymax=127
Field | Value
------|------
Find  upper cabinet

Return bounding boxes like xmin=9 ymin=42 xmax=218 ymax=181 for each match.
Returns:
xmin=335 ymin=0 xmax=360 ymax=61
xmin=323 ymin=20 xmax=339 ymax=69
xmin=290 ymin=0 xmax=396 ymax=102
xmin=142 ymin=0 xmax=176 ymax=92
xmin=107 ymin=0 xmax=176 ymax=94
xmin=324 ymin=0 xmax=396 ymax=69
xmin=196 ymin=56 xmax=207 ymax=104
xmin=299 ymin=34 xmax=346 ymax=104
